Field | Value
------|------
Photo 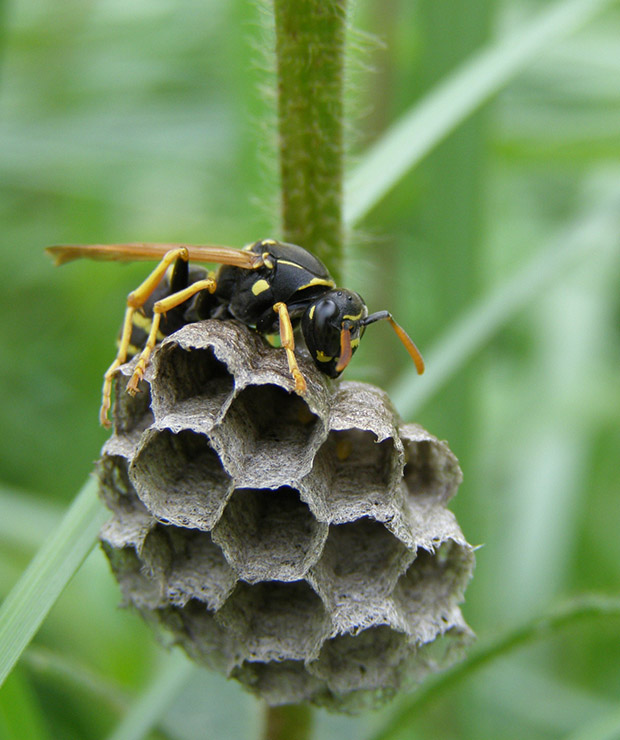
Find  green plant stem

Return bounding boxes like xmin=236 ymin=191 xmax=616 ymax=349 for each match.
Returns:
xmin=273 ymin=0 xmax=347 ymax=280
xmin=263 ymin=704 xmax=313 ymax=740
xmin=370 ymin=594 xmax=620 ymax=740
xmin=270 ymin=4 xmax=348 ymax=728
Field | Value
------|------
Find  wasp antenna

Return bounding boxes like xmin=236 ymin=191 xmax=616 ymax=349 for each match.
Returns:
xmin=363 ymin=311 xmax=425 ymax=375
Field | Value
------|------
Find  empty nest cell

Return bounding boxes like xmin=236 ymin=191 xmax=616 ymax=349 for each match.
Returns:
xmin=309 ymin=519 xmax=413 ymax=629
xmin=232 ymin=659 xmax=324 ymax=706
xmin=156 ymin=599 xmax=237 ymax=674
xmin=401 ymin=424 xmax=462 ymax=504
xmin=392 ymin=540 xmax=474 ymax=643
xmin=141 ymin=525 xmax=237 ymax=610
xmin=151 ymin=342 xmax=235 ymax=425
xmin=304 ymin=430 xmax=402 ymax=524
xmin=101 ymin=542 xmax=164 ymax=611
xmin=310 ymin=625 xmax=411 ymax=695
xmin=97 ymin=453 xmax=141 ymax=511
xmin=112 ymin=363 xmax=154 ymax=435
xmin=213 ymin=486 xmax=327 ymax=582
xmin=217 ymin=580 xmax=331 ymax=664
xmin=131 ymin=429 xmax=233 ymax=531
xmin=210 ymin=384 xmax=322 ymax=487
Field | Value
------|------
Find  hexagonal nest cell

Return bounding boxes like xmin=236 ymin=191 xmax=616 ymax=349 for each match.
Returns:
xmin=303 ymin=429 xmax=402 ymax=524
xmin=131 ymin=428 xmax=233 ymax=531
xmin=213 ymin=486 xmax=327 ymax=583
xmin=98 ymin=319 xmax=474 ymax=711
xmin=217 ymin=580 xmax=331 ymax=663
xmin=308 ymin=519 xmax=413 ymax=630
xmin=401 ymin=423 xmax=463 ymax=505
xmin=210 ymin=384 xmax=323 ymax=488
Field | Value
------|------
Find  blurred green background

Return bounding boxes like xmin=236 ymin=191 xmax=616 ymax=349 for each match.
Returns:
xmin=1 ymin=0 xmax=620 ymax=738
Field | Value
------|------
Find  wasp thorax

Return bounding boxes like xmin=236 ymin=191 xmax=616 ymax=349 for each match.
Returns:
xmin=98 ymin=320 xmax=473 ymax=711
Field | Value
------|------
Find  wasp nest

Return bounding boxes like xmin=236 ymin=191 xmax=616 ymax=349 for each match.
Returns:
xmin=98 ymin=320 xmax=474 ymax=711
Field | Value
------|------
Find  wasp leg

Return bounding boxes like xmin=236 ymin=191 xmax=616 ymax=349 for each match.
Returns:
xmin=100 ymin=247 xmax=190 ymax=427
xmin=273 ymin=302 xmax=307 ymax=394
xmin=126 ymin=277 xmax=217 ymax=395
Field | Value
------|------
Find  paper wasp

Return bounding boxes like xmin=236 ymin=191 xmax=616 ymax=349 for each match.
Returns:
xmin=47 ymin=238 xmax=424 ymax=427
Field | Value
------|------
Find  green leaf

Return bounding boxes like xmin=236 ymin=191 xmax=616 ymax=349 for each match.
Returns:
xmin=106 ymin=650 xmax=194 ymax=740
xmin=344 ymin=0 xmax=619 ymax=226
xmin=0 ymin=477 xmax=107 ymax=687
xmin=0 ymin=668 xmax=51 ymax=740
xmin=566 ymin=706 xmax=620 ymax=740
xmin=389 ymin=174 xmax=620 ymax=417
xmin=23 ymin=645 xmax=128 ymax=714
xmin=371 ymin=594 xmax=620 ymax=740
xmin=0 ymin=486 xmax=61 ymax=551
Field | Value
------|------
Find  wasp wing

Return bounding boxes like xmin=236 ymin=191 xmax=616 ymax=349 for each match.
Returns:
xmin=46 ymin=242 xmax=263 ymax=269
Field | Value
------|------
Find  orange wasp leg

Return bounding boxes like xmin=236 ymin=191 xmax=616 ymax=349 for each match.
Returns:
xmin=126 ymin=277 xmax=217 ymax=395
xmin=273 ymin=301 xmax=307 ymax=394
xmin=100 ymin=247 xmax=190 ymax=427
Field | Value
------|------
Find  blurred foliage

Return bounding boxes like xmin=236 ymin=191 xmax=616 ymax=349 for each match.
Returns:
xmin=1 ymin=0 xmax=620 ymax=738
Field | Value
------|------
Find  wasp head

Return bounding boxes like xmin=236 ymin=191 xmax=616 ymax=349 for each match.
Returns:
xmin=301 ymin=289 xmax=368 ymax=378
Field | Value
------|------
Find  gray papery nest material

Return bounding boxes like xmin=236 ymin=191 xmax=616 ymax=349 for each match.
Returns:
xmin=98 ymin=320 xmax=474 ymax=711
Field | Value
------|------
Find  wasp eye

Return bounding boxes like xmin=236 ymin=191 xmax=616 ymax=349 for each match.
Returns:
xmin=314 ymin=298 xmax=338 ymax=324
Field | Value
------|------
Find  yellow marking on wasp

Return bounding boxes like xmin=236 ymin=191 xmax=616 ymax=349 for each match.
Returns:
xmin=132 ymin=312 xmax=153 ymax=331
xmin=127 ymin=277 xmax=216 ymax=395
xmin=308 ymin=277 xmax=335 ymax=288
xmin=350 ymin=338 xmax=360 ymax=349
xmin=316 ymin=351 xmax=333 ymax=363
xmin=251 ymin=279 xmax=270 ymax=296
xmin=309 ymin=305 xmax=315 ymax=320
xmin=261 ymin=253 xmax=275 ymax=269
xmin=132 ymin=312 xmax=165 ymax=340
xmin=343 ymin=310 xmax=364 ymax=321
xmin=117 ymin=340 xmax=142 ymax=357
xmin=262 ymin=238 xmax=277 ymax=245
xmin=277 ymin=261 xmax=336 ymax=288
xmin=295 ymin=277 xmax=336 ymax=292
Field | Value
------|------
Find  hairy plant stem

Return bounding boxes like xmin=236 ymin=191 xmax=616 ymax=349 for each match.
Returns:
xmin=263 ymin=4 xmax=348 ymax=733
xmin=273 ymin=0 xmax=347 ymax=281
xmin=263 ymin=704 xmax=313 ymax=740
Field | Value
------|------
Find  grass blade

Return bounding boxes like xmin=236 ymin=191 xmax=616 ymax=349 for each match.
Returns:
xmin=344 ymin=0 xmax=618 ymax=226
xmin=0 ymin=487 xmax=61 ymax=551
xmin=370 ymin=594 xmax=620 ymax=740
xmin=23 ymin=645 xmax=128 ymax=714
xmin=0 ymin=476 xmax=107 ymax=687
xmin=389 ymin=175 xmax=620 ymax=417
xmin=566 ymin=706 xmax=620 ymax=740
xmin=0 ymin=669 xmax=51 ymax=740
xmin=106 ymin=650 xmax=194 ymax=740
